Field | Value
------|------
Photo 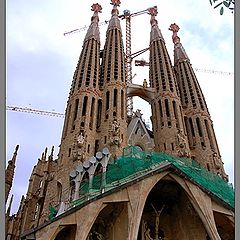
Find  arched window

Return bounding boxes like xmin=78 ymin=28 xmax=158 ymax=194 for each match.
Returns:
xmin=57 ymin=182 xmax=62 ymax=204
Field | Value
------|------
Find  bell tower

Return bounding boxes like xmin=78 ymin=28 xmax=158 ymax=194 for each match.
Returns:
xmin=148 ymin=8 xmax=190 ymax=158
xmin=98 ymin=0 xmax=128 ymax=158
xmin=169 ymin=23 xmax=228 ymax=180
xmin=56 ymin=3 xmax=102 ymax=201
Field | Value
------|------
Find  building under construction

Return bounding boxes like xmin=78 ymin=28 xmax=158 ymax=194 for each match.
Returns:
xmin=6 ymin=1 xmax=234 ymax=239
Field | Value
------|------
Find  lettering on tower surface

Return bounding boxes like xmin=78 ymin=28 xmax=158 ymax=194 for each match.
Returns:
xmin=109 ymin=119 xmax=121 ymax=146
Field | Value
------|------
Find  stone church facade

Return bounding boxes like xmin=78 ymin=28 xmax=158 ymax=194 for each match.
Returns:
xmin=6 ymin=1 xmax=234 ymax=239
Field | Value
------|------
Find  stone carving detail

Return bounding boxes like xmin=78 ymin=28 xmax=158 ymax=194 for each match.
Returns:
xmin=212 ymin=152 xmax=221 ymax=169
xmin=72 ymin=132 xmax=86 ymax=161
xmin=176 ymin=129 xmax=189 ymax=157
xmin=109 ymin=119 xmax=121 ymax=146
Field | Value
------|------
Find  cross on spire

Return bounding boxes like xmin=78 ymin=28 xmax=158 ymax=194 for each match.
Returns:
xmin=91 ymin=3 xmax=102 ymax=13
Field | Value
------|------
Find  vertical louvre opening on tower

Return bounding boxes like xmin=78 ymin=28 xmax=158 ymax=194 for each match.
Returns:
xmin=86 ymin=39 xmax=93 ymax=87
xmin=106 ymin=91 xmax=110 ymax=112
xmin=165 ymin=99 xmax=171 ymax=127
xmin=93 ymin=41 xmax=98 ymax=88
xmin=63 ymin=104 xmax=71 ymax=138
xmin=172 ymin=101 xmax=179 ymax=128
xmin=96 ymin=99 xmax=102 ymax=129
xmin=158 ymin=100 xmax=163 ymax=127
xmin=196 ymin=117 xmax=203 ymax=137
xmin=121 ymin=90 xmax=124 ymax=119
xmin=73 ymin=99 xmax=79 ymax=121
xmin=205 ymin=119 xmax=214 ymax=150
xmin=72 ymin=99 xmax=79 ymax=130
xmin=114 ymin=29 xmax=119 ymax=80
xmin=113 ymin=89 xmax=117 ymax=107
xmin=82 ymin=96 xmax=88 ymax=117
xmin=94 ymin=140 xmax=99 ymax=155
xmin=89 ymin=97 xmax=95 ymax=130
xmin=189 ymin=117 xmax=195 ymax=137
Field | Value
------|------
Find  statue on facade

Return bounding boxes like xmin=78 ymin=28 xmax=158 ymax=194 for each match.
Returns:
xmin=110 ymin=119 xmax=121 ymax=146
xmin=176 ymin=129 xmax=189 ymax=157
xmin=212 ymin=152 xmax=221 ymax=169
xmin=72 ymin=132 xmax=86 ymax=161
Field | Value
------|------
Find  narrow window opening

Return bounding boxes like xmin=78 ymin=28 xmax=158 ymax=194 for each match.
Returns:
xmin=121 ymin=90 xmax=124 ymax=119
xmin=205 ymin=119 xmax=214 ymax=150
xmin=104 ymin=136 xmax=107 ymax=144
xmin=189 ymin=118 xmax=195 ymax=137
xmin=113 ymin=89 xmax=117 ymax=107
xmin=196 ymin=117 xmax=203 ymax=137
xmin=96 ymin=99 xmax=102 ymax=129
xmin=165 ymin=99 xmax=170 ymax=117
xmin=94 ymin=140 xmax=99 ymax=155
xmin=82 ymin=96 xmax=88 ymax=116
xmin=87 ymin=144 xmax=90 ymax=153
xmin=106 ymin=91 xmax=110 ymax=111
xmin=164 ymin=143 xmax=167 ymax=150
xmin=171 ymin=143 xmax=174 ymax=150
xmin=68 ymin=148 xmax=71 ymax=157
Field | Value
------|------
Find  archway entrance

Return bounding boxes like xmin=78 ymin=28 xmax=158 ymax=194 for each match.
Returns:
xmin=87 ymin=202 xmax=128 ymax=240
xmin=137 ymin=178 xmax=208 ymax=240
xmin=54 ymin=225 xmax=76 ymax=240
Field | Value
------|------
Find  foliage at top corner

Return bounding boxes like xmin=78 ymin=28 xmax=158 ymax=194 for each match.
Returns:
xmin=209 ymin=0 xmax=235 ymax=15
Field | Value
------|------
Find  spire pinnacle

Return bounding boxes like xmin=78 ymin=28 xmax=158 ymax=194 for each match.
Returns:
xmin=107 ymin=0 xmax=121 ymax=31
xmin=11 ymin=144 xmax=19 ymax=165
xmin=169 ymin=23 xmax=189 ymax=64
xmin=148 ymin=6 xmax=164 ymax=43
xmin=84 ymin=3 xmax=102 ymax=43
xmin=49 ymin=146 xmax=54 ymax=161
xmin=7 ymin=194 xmax=14 ymax=216
xmin=148 ymin=7 xmax=158 ymax=26
xmin=169 ymin=23 xmax=180 ymax=44
xmin=111 ymin=0 xmax=121 ymax=7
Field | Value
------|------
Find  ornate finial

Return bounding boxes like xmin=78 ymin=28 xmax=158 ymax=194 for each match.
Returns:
xmin=134 ymin=109 xmax=143 ymax=118
xmin=50 ymin=146 xmax=54 ymax=157
xmin=148 ymin=7 xmax=158 ymax=26
xmin=169 ymin=23 xmax=180 ymax=44
xmin=111 ymin=0 xmax=121 ymax=7
xmin=148 ymin=7 xmax=158 ymax=16
xmin=91 ymin=3 xmax=102 ymax=13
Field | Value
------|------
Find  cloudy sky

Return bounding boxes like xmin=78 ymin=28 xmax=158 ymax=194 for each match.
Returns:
xmin=6 ymin=0 xmax=234 ymax=214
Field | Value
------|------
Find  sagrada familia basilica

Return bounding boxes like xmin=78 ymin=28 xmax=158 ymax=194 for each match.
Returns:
xmin=6 ymin=1 xmax=234 ymax=239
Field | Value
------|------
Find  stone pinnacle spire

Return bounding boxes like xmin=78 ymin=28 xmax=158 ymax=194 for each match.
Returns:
xmin=84 ymin=3 xmax=102 ymax=43
xmin=107 ymin=0 xmax=122 ymax=31
xmin=169 ymin=23 xmax=189 ymax=65
xmin=5 ymin=145 xmax=19 ymax=203
xmin=148 ymin=7 xmax=164 ymax=43
xmin=6 ymin=194 xmax=14 ymax=216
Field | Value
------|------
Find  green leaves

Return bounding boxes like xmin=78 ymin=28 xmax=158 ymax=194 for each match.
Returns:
xmin=220 ymin=6 xmax=224 ymax=15
xmin=210 ymin=0 xmax=234 ymax=15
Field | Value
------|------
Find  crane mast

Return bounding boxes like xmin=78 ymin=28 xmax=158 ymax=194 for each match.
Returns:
xmin=119 ymin=6 xmax=157 ymax=116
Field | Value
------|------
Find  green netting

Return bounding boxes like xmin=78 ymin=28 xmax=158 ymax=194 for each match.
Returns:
xmin=72 ymin=146 xmax=234 ymax=209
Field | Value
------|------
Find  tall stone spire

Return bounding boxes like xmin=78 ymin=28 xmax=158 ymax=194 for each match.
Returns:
xmin=5 ymin=145 xmax=19 ymax=203
xmin=98 ymin=0 xmax=127 ymax=158
xmin=148 ymin=9 xmax=190 ymax=158
xmin=53 ymin=3 xmax=103 ymax=205
xmin=169 ymin=23 xmax=228 ymax=180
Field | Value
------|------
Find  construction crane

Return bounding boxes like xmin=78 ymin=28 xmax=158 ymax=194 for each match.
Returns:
xmin=135 ymin=60 xmax=233 ymax=76
xmin=7 ymin=106 xmax=64 ymax=118
xmin=63 ymin=6 xmax=157 ymax=116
